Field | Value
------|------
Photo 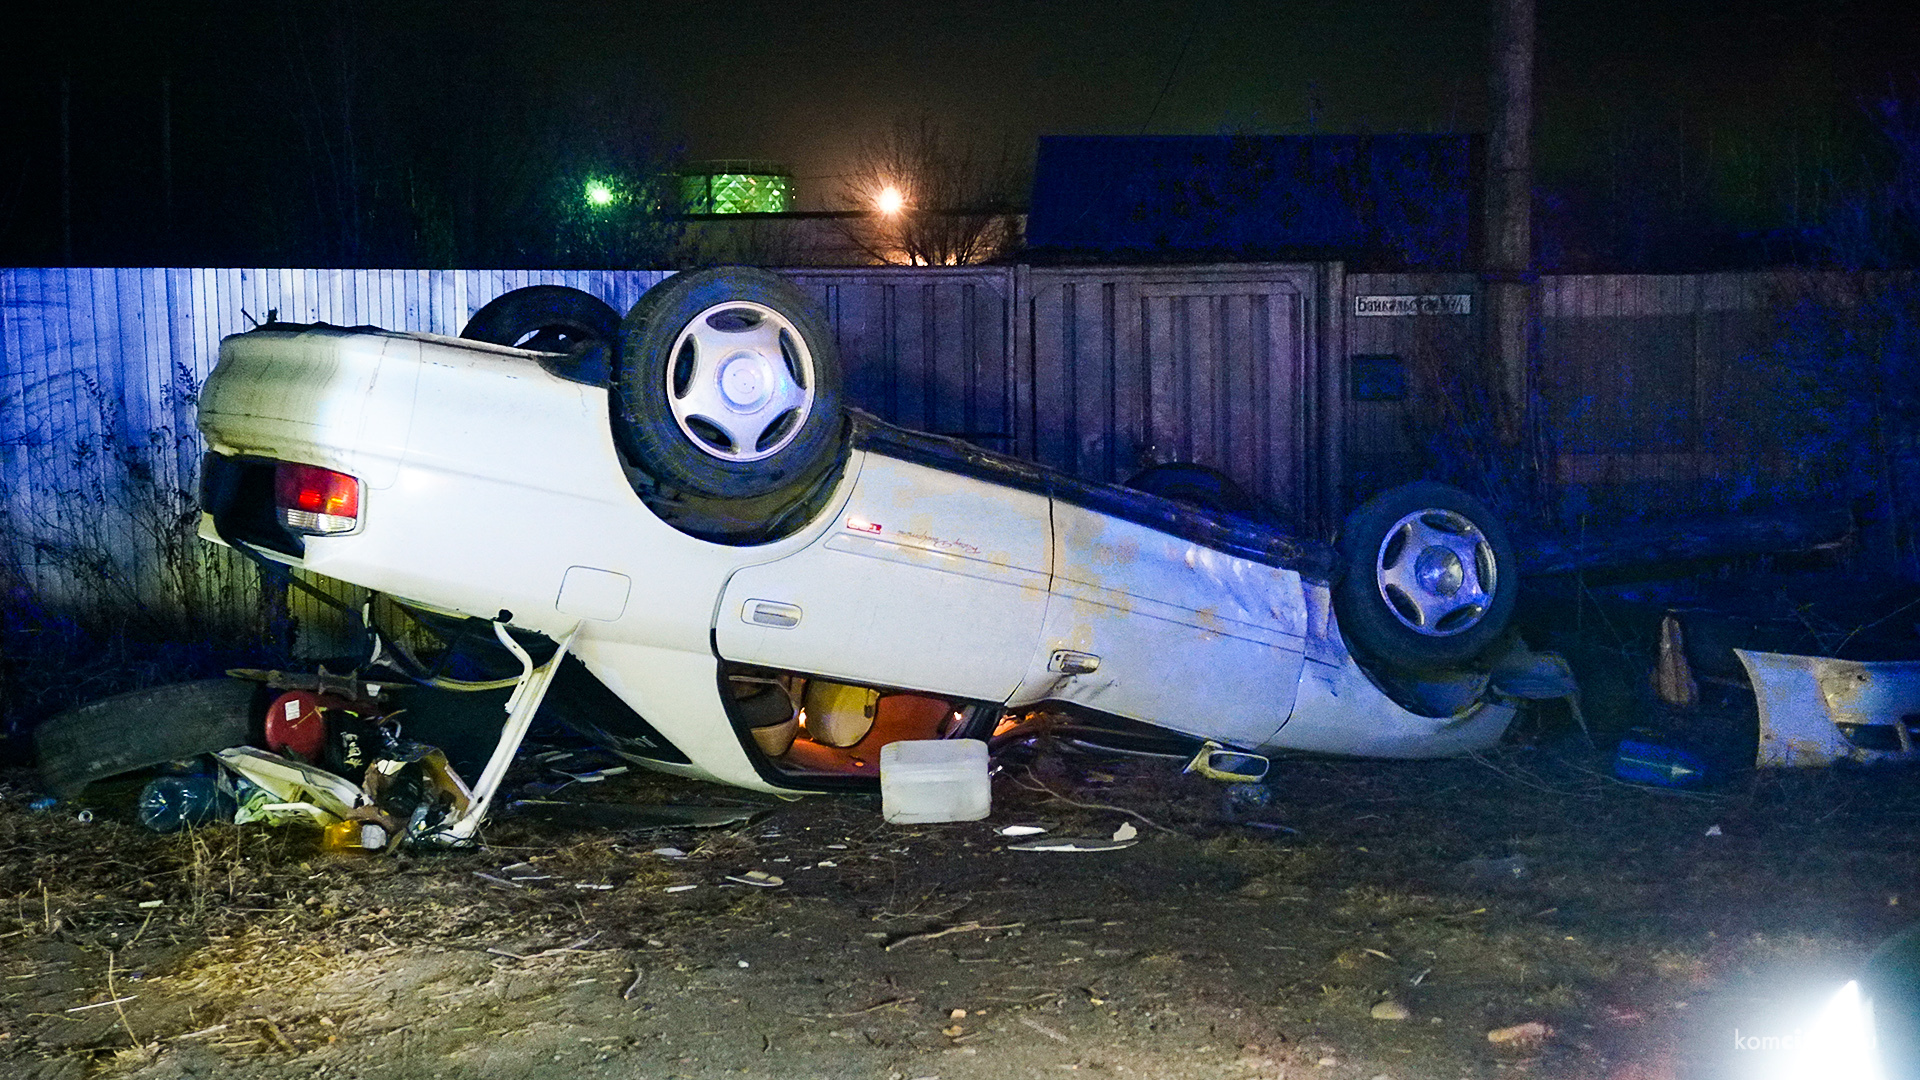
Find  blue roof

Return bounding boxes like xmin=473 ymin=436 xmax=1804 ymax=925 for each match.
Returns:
xmin=1027 ymin=134 xmax=1479 ymax=266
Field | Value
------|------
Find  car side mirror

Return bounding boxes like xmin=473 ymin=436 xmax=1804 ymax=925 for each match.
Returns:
xmin=1183 ymin=741 xmax=1270 ymax=783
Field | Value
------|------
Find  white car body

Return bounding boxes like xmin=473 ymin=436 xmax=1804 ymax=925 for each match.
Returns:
xmin=197 ymin=323 xmax=1514 ymax=795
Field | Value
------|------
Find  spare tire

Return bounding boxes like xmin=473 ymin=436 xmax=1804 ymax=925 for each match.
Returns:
xmin=1333 ymin=482 xmax=1518 ymax=672
xmin=460 ymin=285 xmax=620 ymax=353
xmin=615 ymin=268 xmax=845 ymax=502
xmin=35 ymin=679 xmax=262 ymax=798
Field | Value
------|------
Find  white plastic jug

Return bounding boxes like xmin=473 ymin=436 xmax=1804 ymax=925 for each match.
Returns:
xmin=880 ymin=739 xmax=991 ymax=824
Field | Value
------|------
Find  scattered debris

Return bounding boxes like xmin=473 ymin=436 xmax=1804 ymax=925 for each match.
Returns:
xmin=66 ymin=996 xmax=138 ymax=1013
xmin=1007 ymin=836 xmax=1137 ymax=852
xmin=1487 ymin=1021 xmax=1552 ymax=1047
xmin=998 ymin=825 xmax=1048 ymax=837
xmin=1653 ymin=613 xmax=1700 ymax=708
xmin=485 ymin=934 xmax=603 ymax=961
xmin=136 ymin=774 xmax=236 ymax=833
xmin=1370 ymin=997 xmax=1411 ymax=1021
xmin=825 ymin=996 xmax=916 ymax=1018
xmin=217 ymin=746 xmax=364 ymax=824
xmin=1458 ymin=854 xmax=1529 ymax=885
xmin=1016 ymin=1015 xmax=1071 ymax=1043
xmin=1008 ymin=770 xmax=1178 ymax=836
xmin=883 ymin=921 xmax=1025 ymax=952
xmin=725 ymin=871 xmax=784 ymax=888
xmin=1611 ymin=737 xmax=1707 ymax=787
xmin=511 ymin=801 xmax=772 ymax=830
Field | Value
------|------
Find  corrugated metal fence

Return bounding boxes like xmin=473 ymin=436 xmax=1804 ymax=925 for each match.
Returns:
xmin=3 ymin=264 xmax=1906 ymax=641
xmin=0 ymin=269 xmax=674 ymax=639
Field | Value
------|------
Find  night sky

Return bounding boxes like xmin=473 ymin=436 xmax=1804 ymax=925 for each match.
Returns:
xmin=1 ymin=0 xmax=1913 ymax=268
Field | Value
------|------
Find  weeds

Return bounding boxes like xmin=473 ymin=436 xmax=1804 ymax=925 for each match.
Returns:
xmin=1 ymin=361 xmax=291 ymax=741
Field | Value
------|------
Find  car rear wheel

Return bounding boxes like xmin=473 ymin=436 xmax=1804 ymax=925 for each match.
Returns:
xmin=459 ymin=284 xmax=620 ymax=353
xmin=615 ymin=268 xmax=846 ymax=504
xmin=1334 ymin=482 xmax=1518 ymax=672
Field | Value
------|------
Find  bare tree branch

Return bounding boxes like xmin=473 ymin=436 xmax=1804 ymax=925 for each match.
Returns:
xmin=837 ymin=114 xmax=1021 ymax=265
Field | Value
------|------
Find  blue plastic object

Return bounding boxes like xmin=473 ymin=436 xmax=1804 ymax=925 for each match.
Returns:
xmin=136 ymin=776 xmax=235 ymax=833
xmin=1612 ymin=738 xmax=1708 ymax=787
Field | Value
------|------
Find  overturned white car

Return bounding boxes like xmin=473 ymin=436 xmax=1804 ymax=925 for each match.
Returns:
xmin=185 ymin=268 xmax=1529 ymax=817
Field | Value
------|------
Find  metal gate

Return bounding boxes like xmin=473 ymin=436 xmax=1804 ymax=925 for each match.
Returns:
xmin=786 ymin=264 xmax=1329 ymax=527
xmin=1017 ymin=265 xmax=1326 ymax=525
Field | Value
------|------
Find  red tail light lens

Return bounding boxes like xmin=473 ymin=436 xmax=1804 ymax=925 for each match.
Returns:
xmin=273 ymin=463 xmax=362 ymax=536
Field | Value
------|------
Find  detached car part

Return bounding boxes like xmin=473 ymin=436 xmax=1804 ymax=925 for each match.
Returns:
xmin=1740 ymin=648 xmax=1920 ymax=768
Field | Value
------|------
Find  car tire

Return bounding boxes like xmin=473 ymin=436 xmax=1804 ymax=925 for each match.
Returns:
xmin=615 ymin=267 xmax=846 ymax=502
xmin=34 ymin=679 xmax=262 ymax=798
xmin=459 ymin=285 xmax=620 ymax=353
xmin=1333 ymin=482 xmax=1518 ymax=672
xmin=1124 ymin=462 xmax=1260 ymax=520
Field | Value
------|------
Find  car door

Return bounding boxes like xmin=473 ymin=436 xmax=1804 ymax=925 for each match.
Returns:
xmin=1011 ymin=498 xmax=1310 ymax=748
xmin=715 ymin=451 xmax=1052 ymax=702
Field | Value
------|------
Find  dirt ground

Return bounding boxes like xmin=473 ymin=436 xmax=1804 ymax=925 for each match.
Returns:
xmin=3 ymin=722 xmax=1918 ymax=1080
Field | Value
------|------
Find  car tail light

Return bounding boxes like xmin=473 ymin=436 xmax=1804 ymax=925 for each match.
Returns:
xmin=274 ymin=463 xmax=362 ymax=536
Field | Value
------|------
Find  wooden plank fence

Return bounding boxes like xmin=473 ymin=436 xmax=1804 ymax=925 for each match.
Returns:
xmin=1343 ymin=270 xmax=1912 ymax=547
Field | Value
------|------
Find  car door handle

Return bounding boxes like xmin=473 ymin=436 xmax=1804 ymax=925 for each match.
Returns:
xmin=1049 ymin=649 xmax=1101 ymax=675
xmin=744 ymin=599 xmax=802 ymax=628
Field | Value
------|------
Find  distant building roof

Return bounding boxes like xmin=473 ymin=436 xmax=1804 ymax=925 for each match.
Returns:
xmin=1026 ymin=134 xmax=1480 ymax=268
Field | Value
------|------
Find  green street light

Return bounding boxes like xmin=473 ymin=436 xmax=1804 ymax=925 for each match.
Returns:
xmin=584 ymin=180 xmax=616 ymax=207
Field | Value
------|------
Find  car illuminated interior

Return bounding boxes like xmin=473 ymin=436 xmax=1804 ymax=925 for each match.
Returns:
xmin=727 ymin=671 xmax=979 ymax=779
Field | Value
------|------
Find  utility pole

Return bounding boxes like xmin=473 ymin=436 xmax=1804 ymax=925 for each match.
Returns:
xmin=60 ymin=73 xmax=73 ymax=265
xmin=161 ymin=75 xmax=174 ymax=257
xmin=1485 ymin=0 xmax=1533 ymax=447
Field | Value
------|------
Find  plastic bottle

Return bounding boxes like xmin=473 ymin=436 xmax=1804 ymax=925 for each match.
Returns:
xmin=322 ymin=819 xmax=390 ymax=853
xmin=136 ymin=776 xmax=236 ymax=832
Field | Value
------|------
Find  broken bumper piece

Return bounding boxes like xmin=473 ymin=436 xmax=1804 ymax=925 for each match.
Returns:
xmin=1739 ymin=649 xmax=1920 ymax=768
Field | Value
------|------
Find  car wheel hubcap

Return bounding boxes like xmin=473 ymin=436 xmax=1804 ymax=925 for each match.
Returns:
xmin=667 ymin=301 xmax=815 ymax=463
xmin=1375 ymin=508 xmax=1496 ymax=637
xmin=718 ymin=353 xmax=775 ymax=411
